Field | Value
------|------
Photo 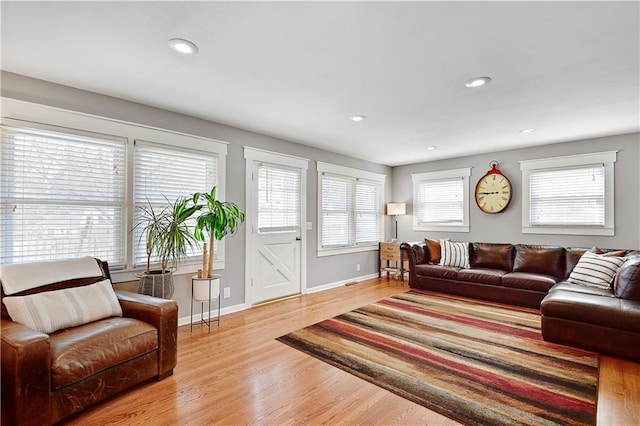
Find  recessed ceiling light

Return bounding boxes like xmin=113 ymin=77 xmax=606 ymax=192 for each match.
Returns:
xmin=168 ymin=38 xmax=198 ymax=55
xmin=520 ymin=128 xmax=536 ymax=134
xmin=426 ymin=146 xmax=437 ymax=151
xmin=465 ymin=76 xmax=492 ymax=88
xmin=349 ymin=115 xmax=366 ymax=122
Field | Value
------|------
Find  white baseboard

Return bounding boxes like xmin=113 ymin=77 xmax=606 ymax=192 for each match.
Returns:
xmin=305 ymin=273 xmax=379 ymax=294
xmin=178 ymin=272 xmax=380 ymax=325
xmin=178 ymin=302 xmax=249 ymax=327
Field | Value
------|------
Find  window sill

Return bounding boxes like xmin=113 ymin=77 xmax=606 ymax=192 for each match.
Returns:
xmin=317 ymin=245 xmax=378 ymax=257
xmin=521 ymin=226 xmax=614 ymax=236
xmin=110 ymin=259 xmax=225 ymax=283
xmin=413 ymin=224 xmax=470 ymax=233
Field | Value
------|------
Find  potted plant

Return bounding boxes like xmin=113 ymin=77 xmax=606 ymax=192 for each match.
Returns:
xmin=192 ymin=186 xmax=245 ymax=301
xmin=135 ymin=195 xmax=201 ymax=298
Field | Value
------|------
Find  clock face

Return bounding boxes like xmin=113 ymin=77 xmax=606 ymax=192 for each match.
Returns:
xmin=475 ymin=173 xmax=512 ymax=213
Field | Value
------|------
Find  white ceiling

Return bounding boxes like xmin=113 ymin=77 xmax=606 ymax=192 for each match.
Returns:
xmin=1 ymin=1 xmax=638 ymax=166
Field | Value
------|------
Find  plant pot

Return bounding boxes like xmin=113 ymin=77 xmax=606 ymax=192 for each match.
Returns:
xmin=193 ymin=275 xmax=221 ymax=302
xmin=137 ymin=270 xmax=174 ymax=299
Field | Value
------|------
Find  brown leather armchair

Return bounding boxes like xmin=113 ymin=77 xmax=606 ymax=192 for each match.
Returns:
xmin=1 ymin=260 xmax=178 ymax=425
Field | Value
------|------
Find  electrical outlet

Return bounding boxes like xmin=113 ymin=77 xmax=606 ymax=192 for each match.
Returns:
xmin=223 ymin=287 xmax=231 ymax=299
xmin=356 ymin=264 xmax=361 ymax=272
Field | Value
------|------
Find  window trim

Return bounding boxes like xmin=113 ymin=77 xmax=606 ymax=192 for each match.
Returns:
xmin=316 ymin=162 xmax=386 ymax=257
xmin=1 ymin=97 xmax=229 ymax=282
xmin=412 ymin=167 xmax=471 ymax=233
xmin=520 ymin=151 xmax=617 ymax=236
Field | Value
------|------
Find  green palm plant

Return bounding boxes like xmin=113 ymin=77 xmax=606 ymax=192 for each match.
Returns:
xmin=135 ymin=196 xmax=202 ymax=273
xmin=193 ymin=186 xmax=245 ymax=277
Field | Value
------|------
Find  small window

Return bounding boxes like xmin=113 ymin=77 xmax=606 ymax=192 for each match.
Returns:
xmin=257 ymin=163 xmax=301 ymax=233
xmin=520 ymin=151 xmax=616 ymax=235
xmin=133 ymin=141 xmax=218 ymax=267
xmin=412 ymin=168 xmax=471 ymax=232
xmin=1 ymin=125 xmax=126 ymax=266
xmin=317 ymin=162 xmax=385 ymax=256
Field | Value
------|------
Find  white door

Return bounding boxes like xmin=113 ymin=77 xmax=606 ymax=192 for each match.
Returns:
xmin=244 ymin=148 xmax=308 ymax=305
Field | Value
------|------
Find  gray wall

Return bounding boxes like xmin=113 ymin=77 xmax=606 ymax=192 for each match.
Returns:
xmin=392 ymin=132 xmax=640 ymax=249
xmin=1 ymin=72 xmax=392 ymax=316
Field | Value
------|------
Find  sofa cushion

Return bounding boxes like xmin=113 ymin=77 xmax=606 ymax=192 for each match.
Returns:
xmin=469 ymin=243 xmax=514 ymax=271
xmin=549 ymin=281 xmax=616 ymax=298
xmin=50 ymin=317 xmax=158 ymax=390
xmin=3 ymin=279 xmax=122 ymax=334
xmin=567 ymin=251 xmax=625 ymax=290
xmin=513 ymin=245 xmax=565 ymax=279
xmin=415 ymin=264 xmax=461 ymax=280
xmin=614 ymin=255 xmax=640 ymax=301
xmin=541 ymin=290 xmax=640 ymax=333
xmin=502 ymin=272 xmax=558 ymax=292
xmin=439 ymin=240 xmax=469 ymax=268
xmin=457 ymin=268 xmax=506 ymax=286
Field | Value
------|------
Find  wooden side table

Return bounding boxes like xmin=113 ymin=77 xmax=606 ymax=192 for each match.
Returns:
xmin=379 ymin=242 xmax=405 ymax=282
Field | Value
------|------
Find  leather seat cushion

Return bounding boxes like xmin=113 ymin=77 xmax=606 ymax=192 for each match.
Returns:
xmin=415 ymin=264 xmax=461 ymax=280
xmin=457 ymin=268 xmax=506 ymax=286
xmin=50 ymin=317 xmax=158 ymax=390
xmin=501 ymin=272 xmax=558 ymax=292
xmin=549 ymin=281 xmax=616 ymax=297
xmin=542 ymin=290 xmax=640 ymax=333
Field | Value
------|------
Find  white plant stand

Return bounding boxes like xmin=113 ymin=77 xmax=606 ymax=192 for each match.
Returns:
xmin=190 ymin=274 xmax=221 ymax=333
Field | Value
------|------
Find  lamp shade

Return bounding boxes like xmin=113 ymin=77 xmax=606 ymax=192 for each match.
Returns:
xmin=386 ymin=202 xmax=406 ymax=216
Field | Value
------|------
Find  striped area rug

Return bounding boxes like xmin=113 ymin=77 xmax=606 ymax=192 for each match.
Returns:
xmin=277 ymin=290 xmax=598 ymax=426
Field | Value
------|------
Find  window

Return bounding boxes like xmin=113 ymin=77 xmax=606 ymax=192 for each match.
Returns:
xmin=133 ymin=141 xmax=218 ymax=267
xmin=257 ymin=163 xmax=301 ymax=233
xmin=317 ymin=162 xmax=385 ymax=256
xmin=1 ymin=102 xmax=228 ymax=280
xmin=520 ymin=151 xmax=617 ymax=235
xmin=412 ymin=168 xmax=471 ymax=232
xmin=1 ymin=125 xmax=127 ymax=266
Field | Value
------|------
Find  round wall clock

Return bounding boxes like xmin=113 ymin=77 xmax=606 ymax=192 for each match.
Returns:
xmin=474 ymin=162 xmax=512 ymax=214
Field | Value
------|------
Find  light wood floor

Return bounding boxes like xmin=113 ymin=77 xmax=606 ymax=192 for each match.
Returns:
xmin=68 ymin=278 xmax=639 ymax=425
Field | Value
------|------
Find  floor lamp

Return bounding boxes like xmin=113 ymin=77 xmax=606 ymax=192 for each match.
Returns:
xmin=386 ymin=202 xmax=406 ymax=242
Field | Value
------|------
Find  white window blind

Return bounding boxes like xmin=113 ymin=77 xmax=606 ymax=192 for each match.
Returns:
xmin=415 ymin=178 xmax=464 ymax=225
xmin=133 ymin=141 xmax=217 ymax=267
xmin=1 ymin=125 xmax=126 ymax=266
xmin=320 ymin=173 xmax=383 ymax=249
xmin=257 ymin=163 xmax=300 ymax=233
xmin=321 ymin=175 xmax=353 ymax=247
xmin=529 ymin=165 xmax=605 ymax=226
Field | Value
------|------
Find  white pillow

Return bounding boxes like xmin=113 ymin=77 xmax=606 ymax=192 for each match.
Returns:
xmin=3 ymin=279 xmax=122 ymax=334
xmin=568 ymin=251 xmax=625 ymax=289
xmin=439 ymin=240 xmax=470 ymax=268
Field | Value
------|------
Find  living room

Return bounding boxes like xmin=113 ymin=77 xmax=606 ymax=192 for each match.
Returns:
xmin=1 ymin=1 xmax=639 ymax=425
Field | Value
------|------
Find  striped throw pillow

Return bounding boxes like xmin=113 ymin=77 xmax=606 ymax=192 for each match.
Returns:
xmin=3 ymin=279 xmax=122 ymax=334
xmin=439 ymin=240 xmax=470 ymax=269
xmin=568 ymin=251 xmax=625 ymax=289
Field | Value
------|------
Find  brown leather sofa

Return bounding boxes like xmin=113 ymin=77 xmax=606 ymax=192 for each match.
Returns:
xmin=1 ymin=260 xmax=178 ymax=425
xmin=401 ymin=241 xmax=640 ymax=362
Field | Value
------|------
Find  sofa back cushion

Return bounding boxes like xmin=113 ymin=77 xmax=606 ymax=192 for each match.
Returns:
xmin=513 ymin=245 xmax=565 ymax=279
xmin=614 ymin=255 xmax=640 ymax=300
xmin=470 ymin=243 xmax=514 ymax=271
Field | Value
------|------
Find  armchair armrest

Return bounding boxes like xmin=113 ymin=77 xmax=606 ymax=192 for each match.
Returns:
xmin=1 ymin=318 xmax=51 ymax=426
xmin=115 ymin=290 xmax=178 ymax=379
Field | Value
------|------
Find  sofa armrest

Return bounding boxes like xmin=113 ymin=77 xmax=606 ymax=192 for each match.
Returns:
xmin=115 ymin=290 xmax=178 ymax=379
xmin=1 ymin=318 xmax=51 ymax=426
xmin=401 ymin=242 xmax=429 ymax=285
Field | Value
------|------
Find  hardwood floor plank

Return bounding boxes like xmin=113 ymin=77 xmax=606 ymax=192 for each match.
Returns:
xmin=66 ymin=278 xmax=639 ymax=425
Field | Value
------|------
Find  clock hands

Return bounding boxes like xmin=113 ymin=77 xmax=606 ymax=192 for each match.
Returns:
xmin=478 ymin=191 xmax=499 ymax=195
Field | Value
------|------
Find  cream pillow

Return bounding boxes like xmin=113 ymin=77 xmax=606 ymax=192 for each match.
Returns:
xmin=439 ymin=240 xmax=470 ymax=269
xmin=568 ymin=251 xmax=625 ymax=289
xmin=3 ymin=279 xmax=122 ymax=334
